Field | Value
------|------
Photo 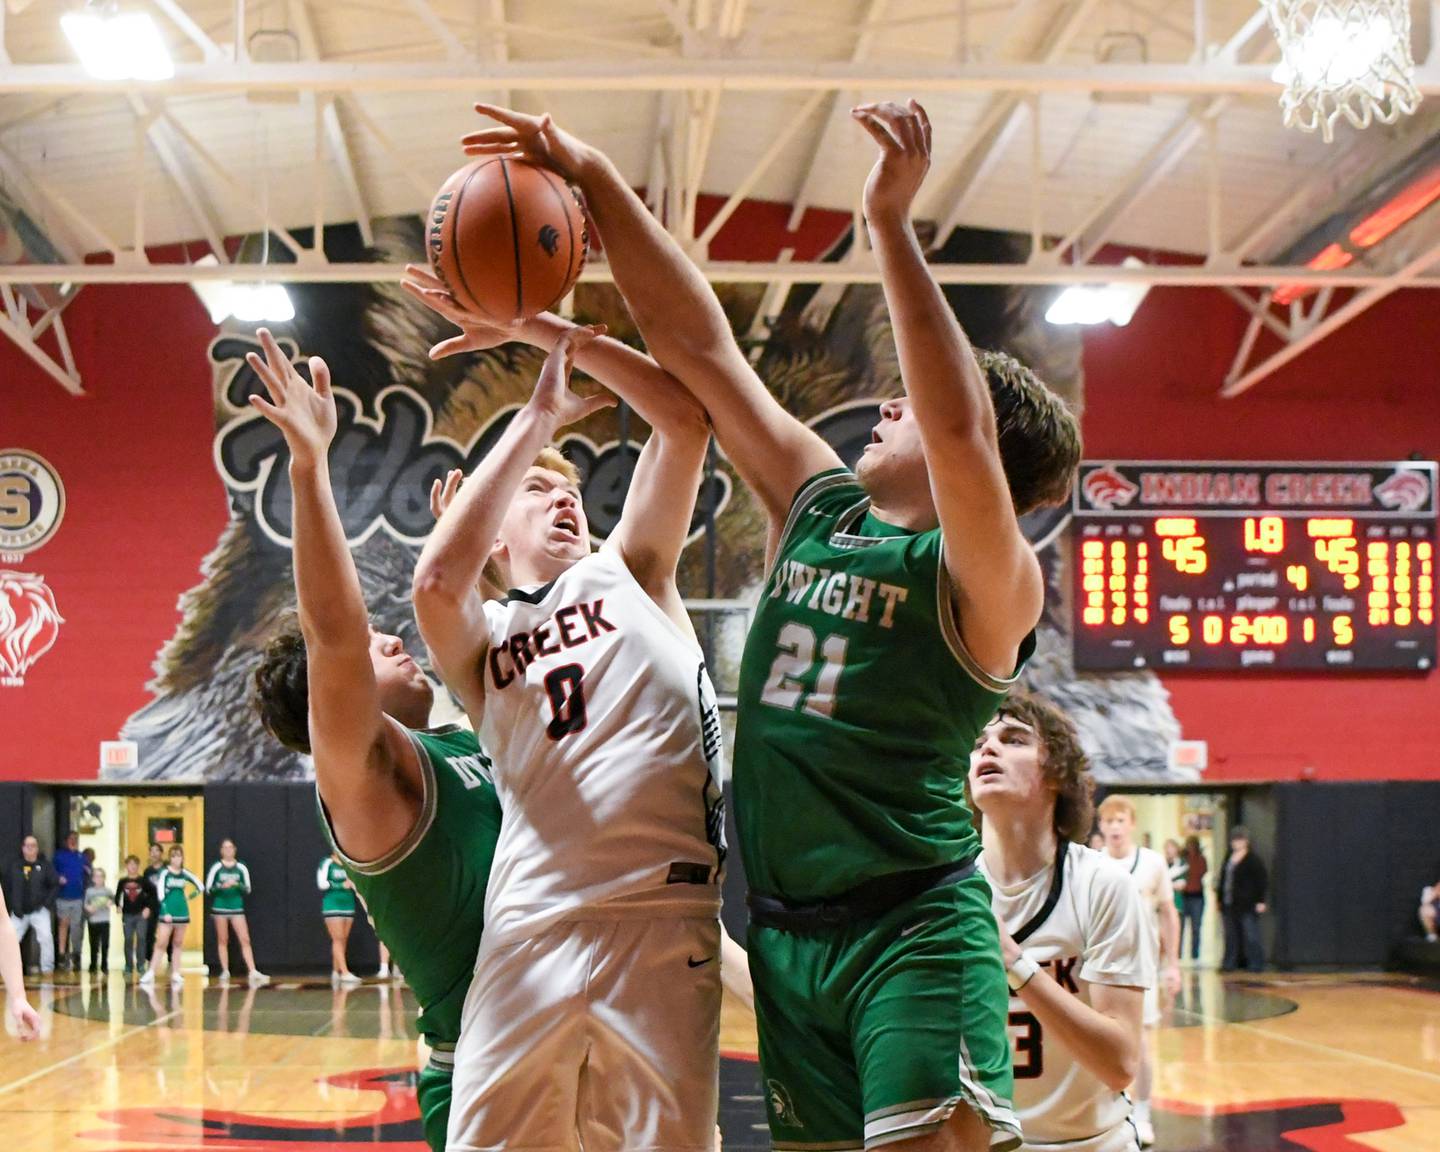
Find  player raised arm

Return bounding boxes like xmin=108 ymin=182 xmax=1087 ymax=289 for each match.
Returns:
xmin=854 ymin=100 xmax=1047 ymax=676
xmin=412 ymin=325 xmax=613 ymax=706
xmin=403 ymin=271 xmax=710 ymax=618
xmin=246 ymin=330 xmax=419 ymax=863
xmin=458 ymin=105 xmax=841 ymax=541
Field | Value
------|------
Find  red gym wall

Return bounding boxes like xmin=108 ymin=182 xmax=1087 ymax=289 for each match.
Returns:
xmin=2 ymin=228 xmax=1437 ymax=784
xmin=2 ymin=284 xmax=228 ymax=781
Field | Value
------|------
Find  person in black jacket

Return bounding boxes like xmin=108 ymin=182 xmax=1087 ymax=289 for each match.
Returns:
xmin=4 ymin=836 xmax=60 ymax=975
xmin=140 ymin=843 xmax=165 ymax=973
xmin=1218 ymin=826 xmax=1268 ymax=972
xmin=114 ymin=854 xmax=157 ymax=977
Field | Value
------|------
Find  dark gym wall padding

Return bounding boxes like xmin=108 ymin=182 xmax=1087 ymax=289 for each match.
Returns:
xmin=1384 ymin=782 xmax=1440 ymax=949
xmin=204 ymin=783 xmax=377 ymax=974
xmin=1269 ymin=781 xmax=1440 ymax=968
xmin=40 ymin=777 xmax=1437 ymax=973
xmin=0 ymin=784 xmax=34 ymax=854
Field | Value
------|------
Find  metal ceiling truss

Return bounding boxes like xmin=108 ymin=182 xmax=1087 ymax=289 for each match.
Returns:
xmin=3 ymin=259 xmax=1434 ymax=288
xmin=4 ymin=58 xmax=1440 ymax=97
xmin=0 ymin=285 xmax=82 ymax=395
xmin=1221 ymin=232 xmax=1440 ymax=397
xmin=2 ymin=0 xmax=1439 ymax=399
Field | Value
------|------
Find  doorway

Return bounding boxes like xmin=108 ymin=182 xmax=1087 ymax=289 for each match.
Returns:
xmin=1122 ymin=790 xmax=1229 ymax=967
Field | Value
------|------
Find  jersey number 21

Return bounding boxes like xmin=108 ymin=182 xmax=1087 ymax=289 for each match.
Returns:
xmin=760 ymin=623 xmax=850 ymax=718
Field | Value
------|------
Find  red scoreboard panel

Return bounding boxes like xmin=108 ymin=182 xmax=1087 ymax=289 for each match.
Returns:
xmin=1072 ymin=461 xmax=1437 ymax=672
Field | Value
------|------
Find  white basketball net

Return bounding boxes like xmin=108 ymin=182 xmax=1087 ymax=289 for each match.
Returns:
xmin=1262 ymin=0 xmax=1421 ymax=141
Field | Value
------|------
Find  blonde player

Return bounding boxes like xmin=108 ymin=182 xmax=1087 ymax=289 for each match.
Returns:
xmin=1097 ymin=797 xmax=1181 ymax=1147
xmin=969 ymin=696 xmax=1150 ymax=1152
xmin=410 ymin=322 xmax=726 ymax=1152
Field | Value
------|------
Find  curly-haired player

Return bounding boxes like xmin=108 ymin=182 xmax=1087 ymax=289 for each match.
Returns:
xmin=969 ymin=694 xmax=1151 ymax=1152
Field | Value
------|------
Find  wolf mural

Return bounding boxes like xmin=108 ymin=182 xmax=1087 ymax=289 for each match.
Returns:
xmin=113 ymin=219 xmax=1186 ymax=782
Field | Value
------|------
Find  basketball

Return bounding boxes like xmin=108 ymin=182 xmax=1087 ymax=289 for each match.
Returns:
xmin=426 ymin=157 xmax=588 ymax=323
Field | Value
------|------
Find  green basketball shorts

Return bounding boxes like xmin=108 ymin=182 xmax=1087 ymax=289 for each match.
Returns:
xmin=418 ymin=1049 xmax=453 ymax=1152
xmin=748 ymin=870 xmax=1021 ymax=1152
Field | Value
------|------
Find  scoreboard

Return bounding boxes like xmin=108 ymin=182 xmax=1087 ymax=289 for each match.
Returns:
xmin=1072 ymin=461 xmax=1436 ymax=672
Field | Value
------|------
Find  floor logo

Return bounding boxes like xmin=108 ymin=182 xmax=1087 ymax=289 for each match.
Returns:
xmin=81 ymin=1066 xmax=425 ymax=1150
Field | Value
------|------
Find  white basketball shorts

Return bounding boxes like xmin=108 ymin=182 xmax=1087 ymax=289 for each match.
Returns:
xmin=446 ymin=914 xmax=721 ymax=1152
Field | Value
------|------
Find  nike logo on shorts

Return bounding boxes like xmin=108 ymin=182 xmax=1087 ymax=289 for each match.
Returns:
xmin=687 ymin=956 xmax=714 ymax=967
xmin=898 ymin=919 xmax=932 ymax=938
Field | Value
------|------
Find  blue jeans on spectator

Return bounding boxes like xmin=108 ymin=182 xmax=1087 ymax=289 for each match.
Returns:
xmin=1181 ymin=892 xmax=1205 ymax=960
xmin=1222 ymin=907 xmax=1265 ymax=972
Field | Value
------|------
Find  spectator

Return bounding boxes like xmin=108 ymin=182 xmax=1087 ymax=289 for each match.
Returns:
xmin=1181 ymin=835 xmax=1208 ymax=962
xmin=84 ymin=866 xmax=112 ymax=975
xmin=4 ymin=836 xmax=59 ymax=976
xmin=1164 ymin=838 xmax=1186 ymax=915
xmin=1420 ymin=869 xmax=1439 ymax=944
xmin=1218 ymin=826 xmax=1268 ymax=972
xmin=0 ymin=882 xmax=40 ymax=1040
xmin=141 ymin=844 xmax=165 ymax=969
xmin=114 ymin=855 xmax=154 ymax=977
xmin=52 ymin=831 xmax=87 ymax=973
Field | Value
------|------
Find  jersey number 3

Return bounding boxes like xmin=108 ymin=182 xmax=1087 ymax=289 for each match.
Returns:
xmin=1009 ymin=1010 xmax=1044 ymax=1080
xmin=760 ymin=622 xmax=849 ymax=718
xmin=544 ymin=664 xmax=588 ymax=741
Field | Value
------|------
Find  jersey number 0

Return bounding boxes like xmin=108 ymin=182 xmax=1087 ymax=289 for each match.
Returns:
xmin=544 ymin=664 xmax=588 ymax=740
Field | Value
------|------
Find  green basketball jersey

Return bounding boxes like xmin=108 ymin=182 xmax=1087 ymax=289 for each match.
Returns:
xmin=319 ymin=724 xmax=502 ymax=1050
xmin=204 ymin=860 xmax=251 ymax=913
xmin=734 ymin=469 xmax=1034 ymax=901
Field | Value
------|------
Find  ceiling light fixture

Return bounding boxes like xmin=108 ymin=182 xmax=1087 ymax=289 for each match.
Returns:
xmin=61 ymin=7 xmax=174 ymax=82
xmin=1044 ymin=257 xmax=1150 ymax=327
xmin=190 ymin=256 xmax=295 ymax=325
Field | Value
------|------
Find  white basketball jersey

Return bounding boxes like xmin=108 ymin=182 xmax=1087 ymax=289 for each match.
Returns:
xmin=1114 ymin=845 xmax=1168 ymax=968
xmin=981 ymin=842 xmax=1152 ymax=1150
xmin=477 ymin=546 xmax=725 ymax=945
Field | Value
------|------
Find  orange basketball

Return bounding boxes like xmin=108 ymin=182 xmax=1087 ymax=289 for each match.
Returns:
xmin=426 ymin=158 xmax=589 ymax=323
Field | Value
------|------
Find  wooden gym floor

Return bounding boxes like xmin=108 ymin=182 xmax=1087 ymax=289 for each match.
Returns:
xmin=4 ymin=969 xmax=1439 ymax=1150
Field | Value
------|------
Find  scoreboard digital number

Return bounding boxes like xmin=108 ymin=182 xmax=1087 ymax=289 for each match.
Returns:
xmin=1072 ymin=461 xmax=1437 ymax=672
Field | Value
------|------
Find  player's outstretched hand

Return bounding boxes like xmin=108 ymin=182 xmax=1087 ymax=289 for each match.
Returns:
xmin=9 ymin=993 xmax=40 ymax=1041
xmin=526 ymin=325 xmax=615 ymax=431
xmin=401 ymin=264 xmax=524 ymax=358
xmin=852 ymin=99 xmax=932 ymax=229
xmin=430 ymin=468 xmax=463 ymax=521
xmin=462 ymin=104 xmax=596 ymax=184
xmin=246 ymin=328 xmax=337 ymax=468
